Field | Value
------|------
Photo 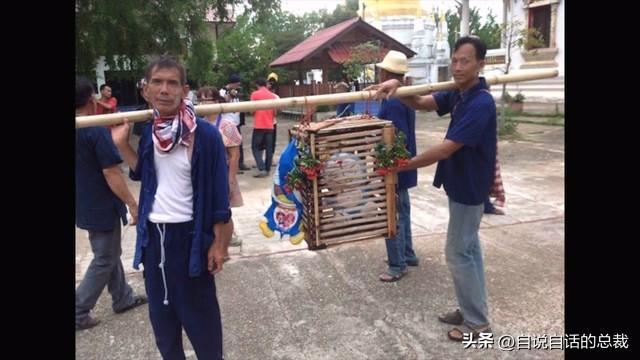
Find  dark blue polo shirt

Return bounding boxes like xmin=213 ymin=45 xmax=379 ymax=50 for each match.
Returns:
xmin=75 ymin=126 xmax=128 ymax=231
xmin=432 ymin=77 xmax=497 ymax=205
xmin=377 ymin=98 xmax=418 ymax=190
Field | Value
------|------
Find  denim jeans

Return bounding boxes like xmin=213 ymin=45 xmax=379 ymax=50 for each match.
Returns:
xmin=385 ymin=188 xmax=419 ymax=275
xmin=252 ymin=129 xmax=274 ymax=171
xmin=446 ymin=198 xmax=489 ymax=327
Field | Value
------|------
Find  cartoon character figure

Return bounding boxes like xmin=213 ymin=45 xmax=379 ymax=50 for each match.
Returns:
xmin=259 ymin=139 xmax=306 ymax=245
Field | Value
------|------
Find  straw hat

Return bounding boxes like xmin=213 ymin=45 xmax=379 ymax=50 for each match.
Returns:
xmin=376 ymin=50 xmax=409 ymax=75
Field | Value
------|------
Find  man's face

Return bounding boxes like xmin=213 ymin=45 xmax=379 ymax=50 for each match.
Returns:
xmin=101 ymin=86 xmax=112 ymax=99
xmin=144 ymin=66 xmax=187 ymax=116
xmin=450 ymin=43 xmax=484 ymax=89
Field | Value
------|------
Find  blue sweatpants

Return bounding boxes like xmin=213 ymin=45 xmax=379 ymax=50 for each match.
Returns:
xmin=143 ymin=221 xmax=223 ymax=360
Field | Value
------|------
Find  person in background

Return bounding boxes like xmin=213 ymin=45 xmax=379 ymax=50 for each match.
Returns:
xmin=334 ymin=81 xmax=354 ymax=117
xmin=96 ymin=83 xmax=117 ymax=114
xmin=221 ymin=74 xmax=251 ymax=172
xmin=75 ymin=76 xmax=147 ymax=331
xmin=250 ymin=78 xmax=277 ymax=178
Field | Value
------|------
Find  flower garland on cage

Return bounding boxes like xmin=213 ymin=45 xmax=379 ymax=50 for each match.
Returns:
xmin=374 ymin=132 xmax=411 ymax=175
xmin=285 ymin=140 xmax=324 ymax=192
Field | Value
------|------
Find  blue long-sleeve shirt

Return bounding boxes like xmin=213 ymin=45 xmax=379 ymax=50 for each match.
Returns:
xmin=130 ymin=119 xmax=231 ymax=277
xmin=377 ymin=98 xmax=418 ymax=190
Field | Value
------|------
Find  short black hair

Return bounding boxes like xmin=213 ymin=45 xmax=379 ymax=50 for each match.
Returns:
xmin=76 ymin=76 xmax=95 ymax=109
xmin=453 ymin=36 xmax=487 ymax=61
xmin=256 ymin=78 xmax=267 ymax=87
xmin=99 ymin=83 xmax=110 ymax=91
xmin=145 ymin=56 xmax=186 ymax=86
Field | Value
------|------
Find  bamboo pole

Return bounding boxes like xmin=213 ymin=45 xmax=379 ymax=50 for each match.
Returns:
xmin=76 ymin=69 xmax=558 ymax=128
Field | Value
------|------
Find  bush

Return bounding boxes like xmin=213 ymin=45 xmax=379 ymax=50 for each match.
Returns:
xmin=513 ymin=92 xmax=525 ymax=103
xmin=498 ymin=107 xmax=519 ymax=137
xmin=316 ymin=104 xmax=331 ymax=112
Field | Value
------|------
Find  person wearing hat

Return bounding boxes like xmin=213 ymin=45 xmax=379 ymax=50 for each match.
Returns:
xmin=221 ymin=74 xmax=251 ymax=172
xmin=372 ymin=50 xmax=420 ymax=283
xmin=369 ymin=36 xmax=496 ymax=341
xmin=334 ymin=81 xmax=354 ymax=117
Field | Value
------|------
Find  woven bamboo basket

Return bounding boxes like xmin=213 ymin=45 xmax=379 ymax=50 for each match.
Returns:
xmin=290 ymin=115 xmax=398 ymax=249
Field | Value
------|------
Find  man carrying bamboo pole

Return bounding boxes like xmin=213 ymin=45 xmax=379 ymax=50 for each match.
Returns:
xmin=374 ymin=51 xmax=420 ymax=283
xmin=110 ymin=57 xmax=230 ymax=359
xmin=369 ymin=36 xmax=495 ymax=341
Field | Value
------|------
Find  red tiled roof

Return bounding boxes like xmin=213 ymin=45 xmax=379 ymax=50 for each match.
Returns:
xmin=270 ymin=17 xmax=360 ymax=67
xmin=270 ymin=17 xmax=415 ymax=68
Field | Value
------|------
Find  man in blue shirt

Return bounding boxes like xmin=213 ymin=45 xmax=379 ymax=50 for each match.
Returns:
xmin=370 ymin=36 xmax=496 ymax=341
xmin=111 ymin=57 xmax=231 ymax=359
xmin=374 ymin=50 xmax=420 ymax=282
xmin=75 ymin=76 xmax=147 ymax=331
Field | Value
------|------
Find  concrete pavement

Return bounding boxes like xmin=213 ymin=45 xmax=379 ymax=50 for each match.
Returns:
xmin=76 ymin=108 xmax=564 ymax=359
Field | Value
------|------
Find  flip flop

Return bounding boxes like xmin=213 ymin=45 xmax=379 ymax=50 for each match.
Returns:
xmin=447 ymin=323 xmax=492 ymax=341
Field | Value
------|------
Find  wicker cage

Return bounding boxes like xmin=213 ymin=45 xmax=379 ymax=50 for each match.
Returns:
xmin=289 ymin=115 xmax=397 ymax=249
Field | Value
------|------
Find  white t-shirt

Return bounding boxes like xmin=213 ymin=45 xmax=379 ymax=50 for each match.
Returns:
xmin=148 ymin=146 xmax=194 ymax=223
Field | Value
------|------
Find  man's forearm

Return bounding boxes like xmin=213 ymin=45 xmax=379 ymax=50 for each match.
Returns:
xmin=103 ymin=166 xmax=137 ymax=208
xmin=399 ymin=140 xmax=463 ymax=171
xmin=117 ymin=143 xmax=138 ymax=171
xmin=213 ymin=223 xmax=227 ymax=251
xmin=97 ymin=100 xmax=115 ymax=110
xmin=398 ymin=95 xmax=427 ymax=110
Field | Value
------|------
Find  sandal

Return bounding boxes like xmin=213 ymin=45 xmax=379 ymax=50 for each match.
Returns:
xmin=438 ymin=309 xmax=464 ymax=325
xmin=447 ymin=323 xmax=492 ymax=342
xmin=379 ymin=269 xmax=408 ymax=282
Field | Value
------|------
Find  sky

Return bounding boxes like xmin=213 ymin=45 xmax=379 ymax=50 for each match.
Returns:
xmin=281 ymin=0 xmax=504 ymax=18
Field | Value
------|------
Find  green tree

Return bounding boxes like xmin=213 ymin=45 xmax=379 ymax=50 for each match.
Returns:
xmin=499 ymin=19 xmax=544 ymax=96
xmin=75 ymin=0 xmax=277 ymax=81
xmin=212 ymin=14 xmax=276 ymax=90
xmin=342 ymin=41 xmax=383 ymax=83
xmin=445 ymin=7 xmax=501 ymax=50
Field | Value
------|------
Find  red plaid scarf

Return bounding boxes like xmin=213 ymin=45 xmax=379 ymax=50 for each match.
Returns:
xmin=152 ymin=99 xmax=197 ymax=152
